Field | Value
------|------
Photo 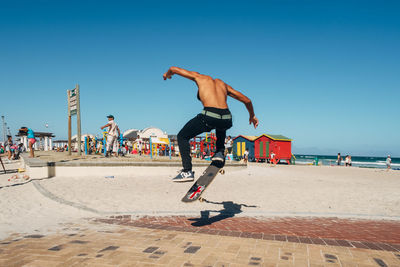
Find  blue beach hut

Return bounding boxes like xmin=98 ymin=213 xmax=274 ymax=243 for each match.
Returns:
xmin=232 ymin=135 xmax=258 ymax=161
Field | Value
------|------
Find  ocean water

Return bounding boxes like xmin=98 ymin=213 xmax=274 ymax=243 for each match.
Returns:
xmin=294 ymin=154 xmax=400 ymax=169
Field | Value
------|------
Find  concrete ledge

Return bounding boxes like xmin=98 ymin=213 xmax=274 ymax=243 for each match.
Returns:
xmin=50 ymin=161 xmax=245 ymax=167
xmin=21 ymin=154 xmax=246 ymax=178
xmin=22 ymin=156 xmax=49 ymax=167
xmin=21 ymin=156 xmax=53 ymax=179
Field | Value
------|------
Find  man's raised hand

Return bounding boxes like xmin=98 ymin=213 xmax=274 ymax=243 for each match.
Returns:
xmin=163 ymin=69 xmax=173 ymax=80
xmin=249 ymin=116 xmax=259 ymax=129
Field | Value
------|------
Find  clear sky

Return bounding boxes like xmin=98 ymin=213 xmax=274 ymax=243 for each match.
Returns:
xmin=1 ymin=0 xmax=399 ymax=156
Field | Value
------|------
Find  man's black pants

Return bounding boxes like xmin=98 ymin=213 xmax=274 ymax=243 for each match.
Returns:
xmin=177 ymin=107 xmax=232 ymax=171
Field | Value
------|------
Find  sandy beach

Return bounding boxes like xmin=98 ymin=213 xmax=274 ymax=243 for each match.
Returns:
xmin=1 ymin=157 xmax=399 ymax=241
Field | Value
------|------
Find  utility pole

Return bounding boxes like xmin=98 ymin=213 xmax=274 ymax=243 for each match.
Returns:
xmin=76 ymin=84 xmax=82 ymax=156
xmin=67 ymin=90 xmax=72 ymax=156
xmin=67 ymin=84 xmax=82 ymax=156
xmin=1 ymin=116 xmax=5 ymax=143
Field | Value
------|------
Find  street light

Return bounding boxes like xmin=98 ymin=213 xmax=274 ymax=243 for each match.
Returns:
xmin=1 ymin=116 xmax=5 ymax=143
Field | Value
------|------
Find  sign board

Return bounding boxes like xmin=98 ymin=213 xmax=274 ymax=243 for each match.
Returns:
xmin=68 ymin=88 xmax=78 ymax=116
xmin=67 ymin=84 xmax=82 ymax=156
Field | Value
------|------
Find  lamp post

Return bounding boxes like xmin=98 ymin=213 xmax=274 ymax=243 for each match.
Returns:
xmin=4 ymin=123 xmax=8 ymax=139
xmin=1 ymin=116 xmax=5 ymax=143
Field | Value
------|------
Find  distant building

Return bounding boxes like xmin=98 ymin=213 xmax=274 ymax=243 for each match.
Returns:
xmin=17 ymin=131 xmax=55 ymax=151
xmin=254 ymin=134 xmax=292 ymax=163
xmin=123 ymin=129 xmax=139 ymax=140
xmin=138 ymin=127 xmax=168 ymax=139
xmin=53 ymin=140 xmax=68 ymax=149
xmin=232 ymin=134 xmax=293 ymax=163
xmin=232 ymin=135 xmax=258 ymax=161
xmin=123 ymin=127 xmax=172 ymax=153
xmin=123 ymin=127 xmax=168 ymax=140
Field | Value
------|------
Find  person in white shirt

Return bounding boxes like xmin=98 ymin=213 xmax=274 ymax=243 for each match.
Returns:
xmin=137 ymin=135 xmax=143 ymax=155
xmin=386 ymin=155 xmax=392 ymax=170
xmin=225 ymin=136 xmax=233 ymax=155
xmin=96 ymin=141 xmax=102 ymax=154
xmin=100 ymin=115 xmax=121 ymax=157
xmin=243 ymin=148 xmax=249 ymax=164
xmin=345 ymin=155 xmax=352 ymax=167
xmin=270 ymin=151 xmax=276 ymax=165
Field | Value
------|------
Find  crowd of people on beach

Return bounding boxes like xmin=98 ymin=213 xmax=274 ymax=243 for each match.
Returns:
xmin=0 ymin=131 xmax=395 ymax=171
xmin=336 ymin=152 xmax=392 ymax=169
xmin=0 ymin=115 xmax=395 ymax=172
xmin=68 ymin=136 xmax=176 ymax=158
xmin=0 ymin=114 xmax=395 ymax=172
xmin=0 ymin=126 xmax=36 ymax=163
xmin=337 ymin=153 xmax=353 ymax=167
xmin=0 ymin=136 xmax=25 ymax=162
xmin=84 ymin=114 xmax=175 ymax=157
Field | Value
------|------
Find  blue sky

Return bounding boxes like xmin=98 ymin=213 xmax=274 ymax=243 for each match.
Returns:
xmin=1 ymin=0 xmax=399 ymax=156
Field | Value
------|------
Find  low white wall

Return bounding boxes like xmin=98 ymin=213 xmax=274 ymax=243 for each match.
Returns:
xmin=26 ymin=165 xmax=49 ymax=179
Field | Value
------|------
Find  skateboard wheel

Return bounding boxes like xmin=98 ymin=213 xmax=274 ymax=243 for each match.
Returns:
xmin=198 ymin=197 xmax=204 ymax=202
xmin=219 ymin=169 xmax=225 ymax=175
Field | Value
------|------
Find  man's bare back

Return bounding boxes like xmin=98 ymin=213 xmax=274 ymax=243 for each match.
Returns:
xmin=195 ymin=76 xmax=228 ymax=109
xmin=163 ymin=66 xmax=259 ymax=128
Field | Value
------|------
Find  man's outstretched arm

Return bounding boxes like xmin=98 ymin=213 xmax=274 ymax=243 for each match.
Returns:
xmin=226 ymin=84 xmax=259 ymax=128
xmin=100 ymin=123 xmax=110 ymax=130
xmin=163 ymin=66 xmax=201 ymax=81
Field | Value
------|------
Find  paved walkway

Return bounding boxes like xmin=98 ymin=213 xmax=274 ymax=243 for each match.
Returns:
xmin=1 ymin=216 xmax=399 ymax=266
xmin=99 ymin=215 xmax=400 ymax=250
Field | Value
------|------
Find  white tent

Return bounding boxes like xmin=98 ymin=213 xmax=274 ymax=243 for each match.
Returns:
xmin=71 ymin=134 xmax=95 ymax=142
xmin=150 ymin=137 xmax=169 ymax=144
xmin=139 ymin=127 xmax=168 ymax=139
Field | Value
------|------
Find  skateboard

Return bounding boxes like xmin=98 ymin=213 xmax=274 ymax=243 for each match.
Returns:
xmin=181 ymin=161 xmax=225 ymax=203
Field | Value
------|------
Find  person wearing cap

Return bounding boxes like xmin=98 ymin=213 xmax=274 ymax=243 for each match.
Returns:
xmin=163 ymin=66 xmax=259 ymax=182
xmin=386 ymin=155 xmax=392 ymax=170
xmin=100 ymin=115 xmax=121 ymax=157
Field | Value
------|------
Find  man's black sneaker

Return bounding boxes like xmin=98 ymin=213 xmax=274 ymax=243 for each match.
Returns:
xmin=212 ymin=151 xmax=225 ymax=162
xmin=172 ymin=170 xmax=195 ymax=182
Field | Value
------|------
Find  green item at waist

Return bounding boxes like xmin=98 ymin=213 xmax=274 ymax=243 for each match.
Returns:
xmin=201 ymin=110 xmax=232 ymax=120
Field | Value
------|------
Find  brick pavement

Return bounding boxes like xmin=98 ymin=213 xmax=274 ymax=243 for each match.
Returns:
xmin=98 ymin=215 xmax=400 ymax=253
xmin=1 ymin=215 xmax=400 ymax=266
xmin=1 ymin=218 xmax=400 ymax=267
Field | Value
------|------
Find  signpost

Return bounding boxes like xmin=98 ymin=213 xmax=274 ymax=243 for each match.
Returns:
xmin=67 ymin=84 xmax=82 ymax=156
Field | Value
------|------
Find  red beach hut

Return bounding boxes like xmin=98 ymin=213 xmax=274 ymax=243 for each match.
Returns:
xmin=254 ymin=134 xmax=292 ymax=163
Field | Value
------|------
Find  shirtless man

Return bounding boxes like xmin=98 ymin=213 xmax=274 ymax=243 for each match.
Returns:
xmin=163 ymin=66 xmax=259 ymax=182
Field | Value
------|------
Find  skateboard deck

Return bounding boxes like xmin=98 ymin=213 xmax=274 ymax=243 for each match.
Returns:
xmin=181 ymin=161 xmax=224 ymax=203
